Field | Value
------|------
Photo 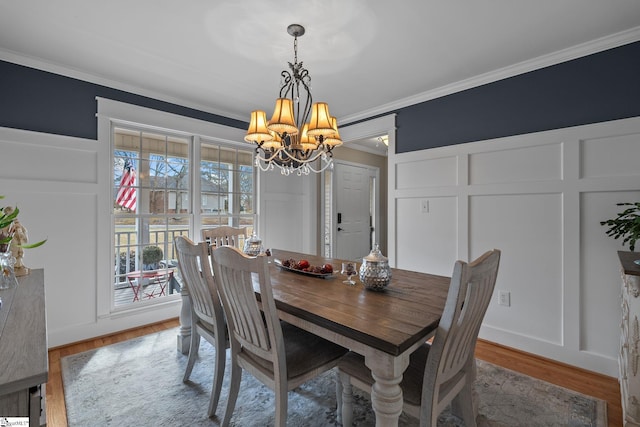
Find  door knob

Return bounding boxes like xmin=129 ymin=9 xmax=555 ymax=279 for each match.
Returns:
xmin=338 ymin=227 xmax=343 ymax=231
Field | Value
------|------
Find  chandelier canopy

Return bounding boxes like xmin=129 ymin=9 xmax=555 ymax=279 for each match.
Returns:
xmin=244 ymin=24 xmax=342 ymax=176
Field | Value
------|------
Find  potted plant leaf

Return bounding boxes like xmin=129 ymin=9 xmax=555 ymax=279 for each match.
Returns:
xmin=600 ymin=202 xmax=640 ymax=255
xmin=0 ymin=196 xmax=47 ymax=286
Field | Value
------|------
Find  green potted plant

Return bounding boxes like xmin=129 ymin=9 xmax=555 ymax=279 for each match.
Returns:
xmin=600 ymin=202 xmax=640 ymax=252
xmin=142 ymin=245 xmax=163 ymax=270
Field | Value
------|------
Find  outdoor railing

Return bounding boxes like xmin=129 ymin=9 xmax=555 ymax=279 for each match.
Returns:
xmin=115 ymin=227 xmax=190 ymax=284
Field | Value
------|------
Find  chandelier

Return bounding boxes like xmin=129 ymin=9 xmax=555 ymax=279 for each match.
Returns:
xmin=244 ymin=24 xmax=342 ymax=176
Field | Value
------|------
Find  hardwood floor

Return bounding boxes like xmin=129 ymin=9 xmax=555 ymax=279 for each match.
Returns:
xmin=475 ymin=339 xmax=622 ymax=427
xmin=46 ymin=319 xmax=622 ymax=427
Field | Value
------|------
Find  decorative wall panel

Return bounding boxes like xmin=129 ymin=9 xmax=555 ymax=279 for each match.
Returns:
xmin=395 ymin=156 xmax=457 ymax=189
xmin=396 ymin=196 xmax=457 ymax=277
xmin=0 ymin=130 xmax=97 ymax=183
xmin=469 ymin=142 xmax=562 ymax=185
xmin=471 ymin=193 xmax=563 ymax=345
xmin=581 ymin=132 xmax=640 ymax=178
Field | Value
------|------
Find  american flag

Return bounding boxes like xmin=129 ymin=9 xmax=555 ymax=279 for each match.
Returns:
xmin=116 ymin=159 xmax=137 ymax=211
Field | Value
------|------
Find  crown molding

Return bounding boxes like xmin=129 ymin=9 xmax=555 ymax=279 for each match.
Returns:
xmin=0 ymin=48 xmax=247 ymax=122
xmin=340 ymin=26 xmax=640 ymax=124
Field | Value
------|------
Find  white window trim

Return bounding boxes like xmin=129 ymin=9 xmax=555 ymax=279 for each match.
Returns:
xmin=96 ymin=97 xmax=246 ymax=318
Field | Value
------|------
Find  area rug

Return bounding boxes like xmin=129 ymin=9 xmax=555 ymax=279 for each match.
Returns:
xmin=61 ymin=328 xmax=606 ymax=426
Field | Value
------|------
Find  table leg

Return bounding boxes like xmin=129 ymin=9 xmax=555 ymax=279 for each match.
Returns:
xmin=177 ymin=286 xmax=192 ymax=354
xmin=366 ymin=352 xmax=409 ymax=427
xmin=128 ymin=279 xmax=142 ymax=302
xmin=157 ymin=272 xmax=172 ymax=297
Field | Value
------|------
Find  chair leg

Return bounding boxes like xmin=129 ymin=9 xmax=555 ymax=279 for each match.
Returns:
xmin=451 ymin=379 xmax=477 ymax=427
xmin=207 ymin=332 xmax=226 ymax=417
xmin=471 ymin=358 xmax=479 ymax=417
xmin=183 ymin=330 xmax=201 ymax=382
xmin=335 ymin=370 xmax=343 ymax=423
xmin=221 ymin=360 xmax=242 ymax=427
xmin=420 ymin=388 xmax=437 ymax=427
xmin=451 ymin=358 xmax=478 ymax=426
xmin=274 ymin=379 xmax=288 ymax=427
xmin=339 ymin=371 xmax=354 ymax=427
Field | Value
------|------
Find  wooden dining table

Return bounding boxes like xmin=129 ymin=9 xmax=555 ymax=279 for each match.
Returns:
xmin=177 ymin=247 xmax=451 ymax=426
xmin=263 ymin=249 xmax=451 ymax=427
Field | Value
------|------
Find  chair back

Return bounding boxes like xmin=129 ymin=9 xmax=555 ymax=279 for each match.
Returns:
xmin=422 ymin=249 xmax=501 ymax=414
xmin=210 ymin=246 xmax=284 ymax=369
xmin=175 ymin=236 xmax=224 ymax=331
xmin=201 ymin=226 xmax=247 ymax=249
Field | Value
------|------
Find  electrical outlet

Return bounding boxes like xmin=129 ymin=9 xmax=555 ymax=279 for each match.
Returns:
xmin=420 ymin=199 xmax=429 ymax=213
xmin=498 ymin=291 xmax=510 ymax=307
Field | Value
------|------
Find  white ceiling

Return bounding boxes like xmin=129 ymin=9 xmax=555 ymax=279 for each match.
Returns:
xmin=1 ymin=1 xmax=639 ymax=154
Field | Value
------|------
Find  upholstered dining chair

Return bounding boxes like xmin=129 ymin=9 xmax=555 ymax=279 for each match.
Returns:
xmin=209 ymin=246 xmax=348 ymax=427
xmin=174 ymin=236 xmax=228 ymax=418
xmin=201 ymin=226 xmax=247 ymax=249
xmin=337 ymin=249 xmax=501 ymax=427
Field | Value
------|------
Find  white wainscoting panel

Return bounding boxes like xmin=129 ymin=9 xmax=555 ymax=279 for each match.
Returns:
xmin=25 ymin=192 xmax=98 ymax=329
xmin=0 ymin=128 xmax=98 ymax=183
xmin=396 ymin=196 xmax=457 ymax=277
xmin=263 ymin=196 xmax=304 ymax=251
xmin=469 ymin=142 xmax=562 ymax=185
xmin=471 ymin=193 xmax=563 ymax=345
xmin=388 ymin=116 xmax=640 ymax=376
xmin=258 ymin=170 xmax=317 ymax=255
xmin=581 ymin=132 xmax=640 ymax=179
xmin=395 ymin=156 xmax=457 ymax=189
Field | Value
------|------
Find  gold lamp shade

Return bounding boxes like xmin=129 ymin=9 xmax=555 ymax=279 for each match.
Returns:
xmin=324 ymin=117 xmax=343 ymax=147
xmin=307 ymin=102 xmax=335 ymax=137
xmin=262 ymin=130 xmax=284 ymax=150
xmin=245 ymin=110 xmax=274 ymax=143
xmin=268 ymin=98 xmax=298 ymax=135
xmin=298 ymin=123 xmax=318 ymax=151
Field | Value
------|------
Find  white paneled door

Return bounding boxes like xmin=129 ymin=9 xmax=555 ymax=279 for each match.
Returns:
xmin=335 ymin=162 xmax=375 ymax=261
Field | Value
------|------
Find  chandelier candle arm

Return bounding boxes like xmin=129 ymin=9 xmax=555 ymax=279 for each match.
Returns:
xmin=244 ymin=24 xmax=343 ymax=175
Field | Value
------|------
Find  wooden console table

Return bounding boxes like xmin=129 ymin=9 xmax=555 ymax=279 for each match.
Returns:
xmin=0 ymin=269 xmax=48 ymax=425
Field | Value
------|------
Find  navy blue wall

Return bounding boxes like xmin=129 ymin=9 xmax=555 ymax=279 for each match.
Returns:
xmin=0 ymin=61 xmax=246 ymax=140
xmin=1 ymin=40 xmax=639 ymax=151
xmin=394 ymin=41 xmax=640 ymax=153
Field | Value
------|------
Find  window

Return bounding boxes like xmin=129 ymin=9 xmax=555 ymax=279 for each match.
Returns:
xmin=111 ymin=127 xmax=255 ymax=310
xmin=113 ymin=127 xmax=191 ymax=308
xmin=199 ymin=139 xmax=255 ymax=235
